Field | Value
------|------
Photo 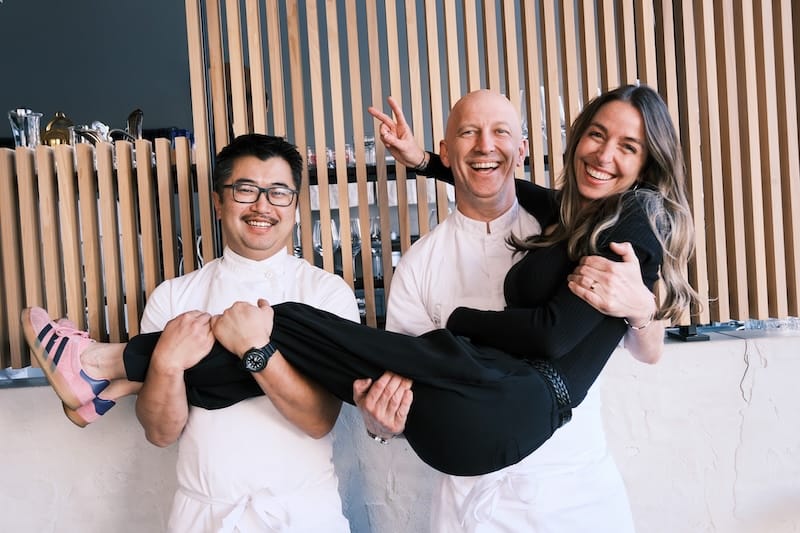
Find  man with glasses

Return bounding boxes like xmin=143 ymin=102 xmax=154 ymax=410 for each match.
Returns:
xmin=135 ymin=133 xmax=358 ymax=532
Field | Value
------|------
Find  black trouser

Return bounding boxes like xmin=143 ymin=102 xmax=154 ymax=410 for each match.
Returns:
xmin=123 ymin=301 xmax=563 ymax=476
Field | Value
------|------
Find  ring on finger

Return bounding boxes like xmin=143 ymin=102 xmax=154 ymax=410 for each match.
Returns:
xmin=590 ymin=279 xmax=597 ymax=291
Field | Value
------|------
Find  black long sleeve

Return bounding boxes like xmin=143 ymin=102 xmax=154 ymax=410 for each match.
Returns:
xmin=445 ymin=198 xmax=662 ymax=361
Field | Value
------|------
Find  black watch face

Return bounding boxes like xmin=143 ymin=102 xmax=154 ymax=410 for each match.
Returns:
xmin=243 ymin=350 xmax=267 ymax=372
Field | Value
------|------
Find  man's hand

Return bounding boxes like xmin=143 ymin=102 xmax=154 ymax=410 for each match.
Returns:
xmin=353 ymin=371 xmax=413 ymax=440
xmin=367 ymin=96 xmax=426 ymax=169
xmin=210 ymin=299 xmax=274 ymax=357
xmin=157 ymin=310 xmax=216 ymax=371
xmin=568 ymin=241 xmax=656 ymax=325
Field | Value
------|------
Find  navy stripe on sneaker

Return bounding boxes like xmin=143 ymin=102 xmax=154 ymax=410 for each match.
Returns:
xmin=93 ymin=397 xmax=116 ymax=416
xmin=51 ymin=336 xmax=69 ymax=367
xmin=37 ymin=322 xmax=53 ymax=344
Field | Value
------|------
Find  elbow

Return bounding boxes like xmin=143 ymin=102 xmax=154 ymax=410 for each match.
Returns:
xmin=634 ymin=347 xmax=663 ymax=365
xmin=306 ymin=401 xmax=341 ymax=439
xmin=144 ymin=431 xmax=178 ymax=448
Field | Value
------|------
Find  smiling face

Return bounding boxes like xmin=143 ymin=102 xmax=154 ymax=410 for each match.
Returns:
xmin=212 ymin=155 xmax=297 ymax=261
xmin=440 ymin=90 xmax=527 ymax=221
xmin=573 ymin=100 xmax=648 ymax=203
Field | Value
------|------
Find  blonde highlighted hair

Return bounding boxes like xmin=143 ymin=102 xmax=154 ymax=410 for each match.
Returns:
xmin=512 ymin=84 xmax=699 ymax=322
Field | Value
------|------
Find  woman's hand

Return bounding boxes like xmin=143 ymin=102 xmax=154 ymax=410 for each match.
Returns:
xmin=568 ymin=241 xmax=655 ymax=324
xmin=367 ymin=96 xmax=427 ymax=169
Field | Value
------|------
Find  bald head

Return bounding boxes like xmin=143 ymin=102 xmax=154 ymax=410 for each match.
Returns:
xmin=445 ymin=90 xmax=523 ymax=141
xmin=440 ymin=90 xmax=527 ymax=221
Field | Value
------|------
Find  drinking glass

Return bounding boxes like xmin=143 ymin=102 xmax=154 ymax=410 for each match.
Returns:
xmin=369 ymin=216 xmax=382 ymax=279
xmin=292 ymin=223 xmax=303 ymax=257
xmin=312 ymin=219 xmax=340 ymax=255
xmin=350 ymin=218 xmax=362 ymax=257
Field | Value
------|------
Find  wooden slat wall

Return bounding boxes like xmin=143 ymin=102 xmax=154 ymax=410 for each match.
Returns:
xmin=179 ymin=0 xmax=799 ymax=328
xmin=0 ymin=141 xmax=205 ymax=368
xmin=2 ymin=1 xmax=799 ymax=368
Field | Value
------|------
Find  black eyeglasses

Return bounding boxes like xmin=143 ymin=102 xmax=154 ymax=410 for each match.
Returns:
xmin=222 ymin=183 xmax=298 ymax=206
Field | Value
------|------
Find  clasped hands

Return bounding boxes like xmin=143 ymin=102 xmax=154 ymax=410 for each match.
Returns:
xmin=156 ymin=299 xmax=275 ymax=372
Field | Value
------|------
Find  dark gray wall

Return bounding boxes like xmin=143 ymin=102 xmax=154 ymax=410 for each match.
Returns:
xmin=0 ymin=0 xmax=192 ymax=138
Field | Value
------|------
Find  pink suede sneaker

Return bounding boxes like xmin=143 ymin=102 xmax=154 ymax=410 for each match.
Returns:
xmin=63 ymin=397 xmax=116 ymax=428
xmin=21 ymin=307 xmax=109 ymax=410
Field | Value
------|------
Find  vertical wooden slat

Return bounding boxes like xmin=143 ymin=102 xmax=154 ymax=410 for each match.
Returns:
xmin=225 ymin=0 xmax=249 ymax=137
xmin=405 ymin=0 xmax=431 ymax=237
xmin=675 ymin=0 xmax=710 ymax=324
xmin=618 ymin=0 xmax=638 ymax=83
xmin=116 ymin=141 xmax=142 ymax=337
xmin=156 ymin=139 xmax=179 ymax=280
xmin=0 ymin=149 xmax=24 ymax=367
xmin=135 ymin=140 xmax=162 ymax=298
xmin=245 ymin=0 xmax=268 ymax=134
xmin=693 ymin=1 xmax=730 ymax=322
xmin=559 ymin=0 xmax=581 ymax=131
xmin=76 ymin=143 xmax=105 ymax=339
xmin=54 ymin=145 xmax=86 ymax=328
xmin=444 ymin=0 xmax=463 ymax=104
xmin=521 ymin=1 xmax=547 ymax=186
xmin=185 ymin=0 xmax=217 ymax=266
xmin=35 ymin=146 xmax=65 ymax=318
xmin=753 ymin=0 xmax=788 ymax=318
xmin=773 ymin=0 xmax=800 ymax=315
xmin=265 ymin=0 xmax=288 ymax=137
xmin=462 ymin=0 xmax=481 ymax=90
xmin=635 ymin=0 xmax=659 ymax=88
xmin=734 ymin=2 xmax=771 ymax=319
xmin=324 ymin=1 xmax=354 ymax=284
xmin=540 ymin=1 xmax=564 ymax=180
xmin=501 ymin=0 xmax=523 ymax=181
xmin=284 ymin=2 xmax=313 ymax=266
xmin=16 ymin=147 xmax=43 ymax=308
xmin=384 ymin=1 xmax=412 ymax=254
xmin=175 ymin=137 xmax=198 ymax=274
xmin=96 ymin=143 xmax=124 ymax=341
xmin=482 ymin=0 xmax=500 ymax=91
xmin=655 ymin=0 xmax=680 ymax=129
xmin=343 ymin=0 xmax=376 ymax=325
xmin=423 ymin=0 xmax=449 ymax=224
xmin=597 ymin=0 xmax=620 ymax=90
xmin=206 ymin=0 xmax=230 ymax=149
xmin=714 ymin=1 xmax=749 ymax=318
xmin=306 ymin=1 xmax=336 ymax=273
xmin=579 ymin=0 xmax=600 ymax=104
xmin=366 ymin=0 xmax=394 ymax=294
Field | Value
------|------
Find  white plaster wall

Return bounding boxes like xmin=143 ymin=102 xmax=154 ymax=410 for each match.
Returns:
xmin=1 ymin=331 xmax=799 ymax=532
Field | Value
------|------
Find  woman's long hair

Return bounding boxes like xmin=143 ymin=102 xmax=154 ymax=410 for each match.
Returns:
xmin=512 ymin=84 xmax=699 ymax=321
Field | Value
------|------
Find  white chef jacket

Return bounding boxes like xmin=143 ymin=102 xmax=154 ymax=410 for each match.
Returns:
xmin=141 ymin=247 xmax=358 ymax=533
xmin=386 ymin=202 xmax=636 ymax=533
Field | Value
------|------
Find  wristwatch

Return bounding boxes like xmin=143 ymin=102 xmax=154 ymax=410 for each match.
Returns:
xmin=241 ymin=342 xmax=277 ymax=373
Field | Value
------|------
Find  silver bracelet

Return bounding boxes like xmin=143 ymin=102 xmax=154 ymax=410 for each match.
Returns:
xmin=624 ymin=312 xmax=654 ymax=330
xmin=366 ymin=429 xmax=390 ymax=445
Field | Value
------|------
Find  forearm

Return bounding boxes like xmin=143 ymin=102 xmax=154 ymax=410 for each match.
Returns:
xmin=135 ymin=349 xmax=189 ymax=447
xmin=623 ymin=319 xmax=665 ymax=364
xmin=251 ymin=351 xmax=342 ymax=439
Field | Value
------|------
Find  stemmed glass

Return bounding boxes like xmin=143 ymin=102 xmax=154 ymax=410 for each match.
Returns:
xmin=350 ymin=218 xmax=362 ymax=258
xmin=312 ymin=219 xmax=340 ymax=256
xmin=292 ymin=223 xmax=302 ymax=257
xmin=369 ymin=216 xmax=382 ymax=279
